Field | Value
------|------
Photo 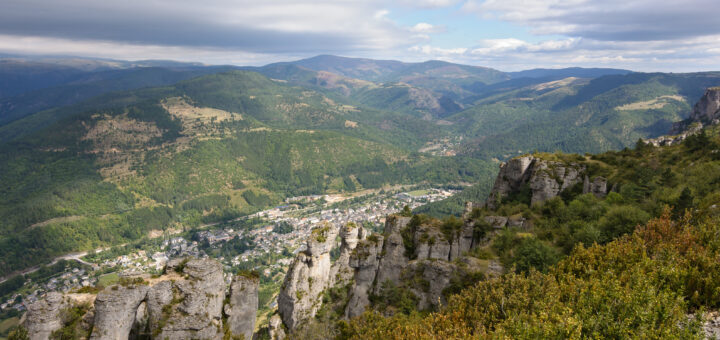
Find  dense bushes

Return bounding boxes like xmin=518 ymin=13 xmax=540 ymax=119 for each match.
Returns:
xmin=339 ymin=211 xmax=719 ymax=339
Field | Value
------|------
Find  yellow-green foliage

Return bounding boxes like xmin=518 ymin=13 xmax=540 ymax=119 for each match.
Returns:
xmin=338 ymin=210 xmax=719 ymax=339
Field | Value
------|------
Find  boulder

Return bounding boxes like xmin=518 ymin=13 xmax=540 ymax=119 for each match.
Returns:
xmin=268 ymin=314 xmax=286 ymax=340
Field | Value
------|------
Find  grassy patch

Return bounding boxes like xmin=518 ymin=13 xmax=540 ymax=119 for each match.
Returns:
xmin=97 ymin=272 xmax=119 ymax=287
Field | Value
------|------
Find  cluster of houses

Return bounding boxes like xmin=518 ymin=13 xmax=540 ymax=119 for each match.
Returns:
xmin=3 ymin=267 xmax=95 ymax=312
xmin=5 ymin=188 xmax=455 ymax=314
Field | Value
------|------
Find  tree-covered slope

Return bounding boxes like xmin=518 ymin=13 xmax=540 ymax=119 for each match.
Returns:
xmin=452 ymin=72 xmax=720 ymax=159
xmin=0 ymin=66 xmax=236 ymax=127
xmin=0 ymin=70 xmax=492 ymax=276
xmin=337 ymin=126 xmax=720 ymax=339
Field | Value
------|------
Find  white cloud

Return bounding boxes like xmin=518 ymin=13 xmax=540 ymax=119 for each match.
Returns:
xmin=398 ymin=0 xmax=462 ymax=9
xmin=462 ymin=0 xmax=720 ymax=42
xmin=409 ymin=45 xmax=468 ymax=56
xmin=409 ymin=22 xmax=446 ymax=34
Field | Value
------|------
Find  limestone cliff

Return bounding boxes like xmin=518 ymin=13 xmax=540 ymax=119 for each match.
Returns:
xmin=277 ymin=224 xmax=340 ymax=330
xmin=485 ymin=156 xmax=591 ymax=209
xmin=690 ymin=87 xmax=720 ymax=124
xmin=664 ymin=87 xmax=720 ymax=140
xmin=21 ymin=258 xmax=259 ymax=340
xmin=225 ymin=274 xmax=259 ymax=340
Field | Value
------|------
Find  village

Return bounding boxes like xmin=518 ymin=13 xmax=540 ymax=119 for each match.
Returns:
xmin=1 ymin=188 xmax=456 ymax=314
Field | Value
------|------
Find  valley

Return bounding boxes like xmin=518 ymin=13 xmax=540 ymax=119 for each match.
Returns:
xmin=2 ymin=54 xmax=720 ymax=339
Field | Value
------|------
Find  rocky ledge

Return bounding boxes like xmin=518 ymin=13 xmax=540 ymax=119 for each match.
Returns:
xmin=21 ymin=258 xmax=258 ymax=340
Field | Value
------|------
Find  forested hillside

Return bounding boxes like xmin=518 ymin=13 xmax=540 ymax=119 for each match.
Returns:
xmin=2 ymin=55 xmax=719 ymax=279
xmin=0 ymin=70 xmax=491 ymax=276
xmin=321 ymin=125 xmax=720 ymax=339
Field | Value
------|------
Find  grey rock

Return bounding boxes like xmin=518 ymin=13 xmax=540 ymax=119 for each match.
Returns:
xmin=583 ymin=176 xmax=607 ymax=198
xmin=345 ymin=235 xmax=384 ymax=318
xmin=268 ymin=314 xmax=286 ymax=340
xmin=148 ymin=258 xmax=225 ymax=340
xmin=484 ymin=216 xmax=508 ymax=229
xmin=410 ymin=260 xmax=456 ymax=311
xmin=24 ymin=292 xmax=65 ymax=340
xmin=703 ymin=311 xmax=720 ymax=339
xmin=486 ymin=156 xmax=534 ymax=209
xmin=277 ymin=224 xmax=339 ymax=330
xmin=331 ymin=222 xmax=366 ymax=286
xmin=415 ymin=226 xmax=451 ymax=261
xmin=691 ymin=87 xmax=720 ymax=123
xmin=225 ymin=275 xmax=259 ymax=340
xmin=372 ymin=216 xmax=411 ymax=295
xmin=486 ymin=156 xmax=585 ymax=208
xmin=90 ymin=284 xmax=149 ymax=340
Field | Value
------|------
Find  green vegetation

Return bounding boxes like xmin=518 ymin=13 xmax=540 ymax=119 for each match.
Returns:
xmin=50 ymin=304 xmax=92 ymax=340
xmin=97 ymin=272 xmax=119 ymax=287
xmin=336 ymin=126 xmax=720 ymax=339
xmin=0 ymin=70 xmax=492 ymax=276
xmin=340 ymin=209 xmax=717 ymax=339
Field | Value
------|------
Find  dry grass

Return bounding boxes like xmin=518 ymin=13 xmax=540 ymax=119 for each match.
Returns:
xmin=615 ymin=95 xmax=685 ymax=111
xmin=162 ymin=97 xmax=239 ymax=124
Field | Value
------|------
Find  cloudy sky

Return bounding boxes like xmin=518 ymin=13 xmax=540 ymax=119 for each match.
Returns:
xmin=2 ymin=0 xmax=720 ymax=71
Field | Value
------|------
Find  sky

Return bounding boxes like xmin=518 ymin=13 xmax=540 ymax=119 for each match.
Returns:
xmin=2 ymin=0 xmax=720 ymax=72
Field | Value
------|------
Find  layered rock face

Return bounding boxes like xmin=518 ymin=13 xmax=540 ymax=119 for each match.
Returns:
xmin=23 ymin=258 xmax=259 ymax=340
xmin=690 ymin=87 xmax=720 ymax=123
xmin=486 ymin=156 xmax=588 ymax=209
xmin=148 ymin=259 xmax=226 ymax=339
xmin=668 ymin=87 xmax=720 ymax=136
xmin=23 ymin=292 xmax=66 ymax=340
xmin=343 ymin=215 xmax=492 ymax=318
xmin=331 ymin=223 xmax=366 ymax=286
xmin=277 ymin=224 xmax=340 ymax=330
xmin=90 ymin=284 xmax=149 ymax=339
xmin=225 ymin=275 xmax=259 ymax=340
xmin=344 ymin=234 xmax=384 ymax=319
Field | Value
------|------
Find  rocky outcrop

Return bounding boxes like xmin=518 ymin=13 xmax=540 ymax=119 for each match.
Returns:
xmin=667 ymin=87 xmax=720 ymax=137
xmin=149 ymin=258 xmax=226 ymax=339
xmin=268 ymin=314 xmax=286 ymax=340
xmin=225 ymin=275 xmax=259 ymax=340
xmin=278 ymin=214 xmax=499 ymax=330
xmin=331 ymin=222 xmax=366 ymax=286
xmin=23 ymin=258 xmax=259 ymax=340
xmin=486 ymin=156 xmax=585 ymax=209
xmin=690 ymin=87 xmax=720 ymax=123
xmin=702 ymin=311 xmax=720 ymax=339
xmin=345 ymin=235 xmax=384 ymax=318
xmin=372 ymin=216 xmax=411 ymax=293
xmin=277 ymin=224 xmax=339 ymax=330
xmin=23 ymin=292 xmax=66 ymax=340
xmin=583 ymin=175 xmax=607 ymax=198
xmin=344 ymin=215 xmax=491 ymax=318
xmin=90 ymin=284 xmax=149 ymax=339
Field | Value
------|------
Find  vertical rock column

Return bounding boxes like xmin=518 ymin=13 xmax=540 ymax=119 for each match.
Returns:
xmin=277 ymin=224 xmax=339 ymax=330
xmin=224 ymin=274 xmax=259 ymax=340
xmin=90 ymin=284 xmax=149 ymax=340
xmin=23 ymin=292 xmax=66 ymax=340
